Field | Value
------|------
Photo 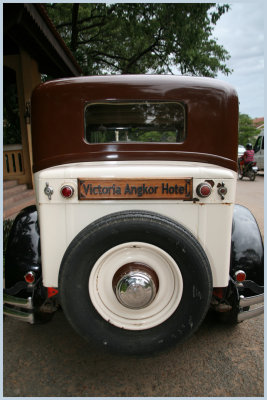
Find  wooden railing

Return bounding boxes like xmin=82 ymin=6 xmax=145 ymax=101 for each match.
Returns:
xmin=3 ymin=144 xmax=25 ymax=180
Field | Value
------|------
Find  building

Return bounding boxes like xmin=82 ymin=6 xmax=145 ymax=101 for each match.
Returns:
xmin=3 ymin=4 xmax=82 ymax=189
xmin=252 ymin=117 xmax=264 ymax=132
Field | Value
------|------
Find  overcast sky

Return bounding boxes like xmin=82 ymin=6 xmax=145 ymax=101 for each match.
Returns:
xmin=212 ymin=1 xmax=264 ymax=118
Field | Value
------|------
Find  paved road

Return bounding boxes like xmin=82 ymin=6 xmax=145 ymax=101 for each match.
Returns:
xmin=3 ymin=175 xmax=264 ymax=397
xmin=235 ymin=173 xmax=264 ymax=237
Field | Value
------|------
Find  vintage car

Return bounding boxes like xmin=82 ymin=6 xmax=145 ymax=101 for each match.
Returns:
xmin=4 ymin=75 xmax=264 ymax=354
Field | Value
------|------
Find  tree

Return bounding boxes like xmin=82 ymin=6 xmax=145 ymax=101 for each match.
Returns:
xmin=45 ymin=3 xmax=232 ymax=77
xmin=238 ymin=114 xmax=259 ymax=146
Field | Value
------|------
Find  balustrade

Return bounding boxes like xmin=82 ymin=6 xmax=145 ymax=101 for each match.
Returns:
xmin=3 ymin=145 xmax=25 ymax=179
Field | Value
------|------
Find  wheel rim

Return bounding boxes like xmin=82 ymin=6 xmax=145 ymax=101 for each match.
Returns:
xmin=89 ymin=242 xmax=183 ymax=330
xmin=248 ymin=171 xmax=255 ymax=181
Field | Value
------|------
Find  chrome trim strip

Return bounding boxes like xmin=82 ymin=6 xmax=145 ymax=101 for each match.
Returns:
xmin=3 ymin=293 xmax=33 ymax=309
xmin=3 ymin=306 xmax=34 ymax=323
xmin=238 ymin=305 xmax=264 ymax=322
xmin=240 ymin=293 xmax=264 ymax=308
xmin=3 ymin=294 xmax=34 ymax=324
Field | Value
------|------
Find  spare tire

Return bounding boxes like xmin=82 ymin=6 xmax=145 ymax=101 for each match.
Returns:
xmin=59 ymin=211 xmax=212 ymax=354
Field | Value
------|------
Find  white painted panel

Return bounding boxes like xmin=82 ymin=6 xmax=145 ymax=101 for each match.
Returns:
xmin=38 ymin=204 xmax=67 ymax=286
xmin=197 ymin=204 xmax=234 ymax=287
xmin=35 ymin=161 xmax=236 ymax=288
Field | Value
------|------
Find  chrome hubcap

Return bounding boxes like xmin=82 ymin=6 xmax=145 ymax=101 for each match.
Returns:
xmin=113 ymin=263 xmax=159 ymax=309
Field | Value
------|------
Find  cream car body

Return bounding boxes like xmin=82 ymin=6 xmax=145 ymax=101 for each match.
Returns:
xmin=35 ymin=161 xmax=236 ymax=288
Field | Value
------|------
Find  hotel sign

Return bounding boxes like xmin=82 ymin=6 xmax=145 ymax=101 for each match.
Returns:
xmin=78 ymin=178 xmax=192 ymax=200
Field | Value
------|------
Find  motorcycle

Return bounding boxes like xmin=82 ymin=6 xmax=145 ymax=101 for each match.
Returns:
xmin=238 ymin=159 xmax=258 ymax=181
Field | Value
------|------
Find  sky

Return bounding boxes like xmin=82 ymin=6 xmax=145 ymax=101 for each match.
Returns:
xmin=212 ymin=1 xmax=264 ymax=119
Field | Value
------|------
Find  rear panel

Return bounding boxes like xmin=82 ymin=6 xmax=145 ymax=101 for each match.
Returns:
xmin=35 ymin=161 xmax=236 ymax=287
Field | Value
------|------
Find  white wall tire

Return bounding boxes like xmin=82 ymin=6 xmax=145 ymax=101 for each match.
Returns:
xmin=59 ymin=211 xmax=212 ymax=354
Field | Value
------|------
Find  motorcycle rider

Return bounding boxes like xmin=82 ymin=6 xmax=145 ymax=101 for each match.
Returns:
xmin=239 ymin=143 xmax=255 ymax=175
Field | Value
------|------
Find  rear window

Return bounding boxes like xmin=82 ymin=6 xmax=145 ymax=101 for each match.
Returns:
xmin=85 ymin=101 xmax=186 ymax=143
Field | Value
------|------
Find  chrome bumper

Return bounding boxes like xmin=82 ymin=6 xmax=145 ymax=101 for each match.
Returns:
xmin=3 ymin=293 xmax=34 ymax=324
xmin=237 ymin=293 xmax=264 ymax=322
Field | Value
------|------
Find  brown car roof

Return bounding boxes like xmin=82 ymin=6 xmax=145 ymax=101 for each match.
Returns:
xmin=31 ymin=75 xmax=238 ymax=172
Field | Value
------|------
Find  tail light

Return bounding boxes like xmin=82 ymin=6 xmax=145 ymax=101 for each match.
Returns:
xmin=196 ymin=182 xmax=212 ymax=198
xmin=61 ymin=185 xmax=74 ymax=198
xmin=235 ymin=270 xmax=246 ymax=282
xmin=24 ymin=271 xmax=35 ymax=284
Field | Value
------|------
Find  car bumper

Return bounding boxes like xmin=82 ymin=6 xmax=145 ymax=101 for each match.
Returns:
xmin=3 ymin=293 xmax=34 ymax=323
xmin=238 ymin=292 xmax=264 ymax=322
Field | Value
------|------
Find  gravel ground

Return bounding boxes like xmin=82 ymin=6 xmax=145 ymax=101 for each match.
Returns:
xmin=3 ymin=310 xmax=264 ymax=397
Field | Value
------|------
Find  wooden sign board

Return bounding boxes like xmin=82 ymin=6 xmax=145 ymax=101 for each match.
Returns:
xmin=78 ymin=178 xmax=192 ymax=200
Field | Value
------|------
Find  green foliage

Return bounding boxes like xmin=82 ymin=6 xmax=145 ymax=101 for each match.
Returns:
xmin=238 ymin=114 xmax=259 ymax=146
xmin=45 ymin=3 xmax=231 ymax=77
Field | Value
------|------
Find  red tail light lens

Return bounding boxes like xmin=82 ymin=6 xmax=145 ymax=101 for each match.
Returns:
xmin=61 ymin=185 xmax=74 ymax=198
xmin=235 ymin=270 xmax=246 ymax=282
xmin=196 ymin=182 xmax=212 ymax=198
xmin=24 ymin=271 xmax=35 ymax=284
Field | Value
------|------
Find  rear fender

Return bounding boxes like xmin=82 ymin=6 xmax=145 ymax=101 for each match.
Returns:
xmin=230 ymin=204 xmax=264 ymax=285
xmin=4 ymin=205 xmax=41 ymax=289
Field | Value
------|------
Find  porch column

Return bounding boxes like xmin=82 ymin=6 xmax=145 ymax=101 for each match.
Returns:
xmin=4 ymin=51 xmax=41 ymax=188
xmin=20 ymin=48 xmax=42 ymax=183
